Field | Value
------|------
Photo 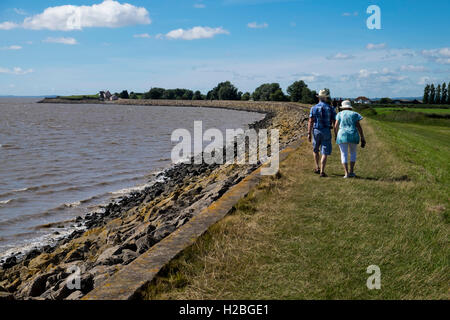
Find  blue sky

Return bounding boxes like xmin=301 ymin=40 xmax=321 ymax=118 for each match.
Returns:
xmin=0 ymin=0 xmax=449 ymax=97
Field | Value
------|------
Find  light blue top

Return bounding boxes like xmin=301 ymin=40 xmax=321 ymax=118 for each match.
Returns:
xmin=336 ymin=110 xmax=363 ymax=145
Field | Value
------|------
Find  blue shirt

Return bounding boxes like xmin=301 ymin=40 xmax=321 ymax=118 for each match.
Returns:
xmin=336 ymin=110 xmax=364 ymax=145
xmin=309 ymin=102 xmax=336 ymax=130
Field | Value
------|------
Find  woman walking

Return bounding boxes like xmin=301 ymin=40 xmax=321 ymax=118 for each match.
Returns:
xmin=334 ymin=100 xmax=366 ymax=178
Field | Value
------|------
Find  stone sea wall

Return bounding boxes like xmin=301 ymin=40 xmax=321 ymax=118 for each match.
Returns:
xmin=0 ymin=99 xmax=309 ymax=300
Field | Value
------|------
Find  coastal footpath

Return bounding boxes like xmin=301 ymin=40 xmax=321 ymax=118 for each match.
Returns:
xmin=0 ymin=99 xmax=309 ymax=300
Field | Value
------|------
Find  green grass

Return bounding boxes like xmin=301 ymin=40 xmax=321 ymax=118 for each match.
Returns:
xmin=362 ymin=103 xmax=449 ymax=109
xmin=57 ymin=94 xmax=99 ymax=100
xmin=374 ymin=107 xmax=450 ymax=115
xmin=143 ymin=117 xmax=449 ymax=300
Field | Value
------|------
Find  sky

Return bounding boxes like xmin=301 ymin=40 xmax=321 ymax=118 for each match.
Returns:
xmin=0 ymin=0 xmax=449 ymax=98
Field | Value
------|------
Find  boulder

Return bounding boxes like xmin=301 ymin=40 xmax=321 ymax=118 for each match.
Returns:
xmin=88 ymin=266 xmax=114 ymax=289
xmin=5 ymin=278 xmax=21 ymax=292
xmin=0 ymin=291 xmax=14 ymax=300
xmin=23 ymin=273 xmax=53 ymax=297
xmin=120 ymin=249 xmax=139 ymax=265
xmin=135 ymin=235 xmax=156 ymax=254
xmin=66 ymin=290 xmax=83 ymax=300
xmin=151 ymin=224 xmax=176 ymax=242
xmin=64 ymin=248 xmax=84 ymax=263
xmin=95 ymin=246 xmax=122 ymax=266
xmin=2 ymin=256 xmax=17 ymax=269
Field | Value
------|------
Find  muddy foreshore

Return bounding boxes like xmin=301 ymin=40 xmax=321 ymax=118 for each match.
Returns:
xmin=0 ymin=99 xmax=309 ymax=300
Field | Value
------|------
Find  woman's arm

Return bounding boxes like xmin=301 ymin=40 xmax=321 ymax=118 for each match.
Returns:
xmin=356 ymin=121 xmax=366 ymax=147
xmin=334 ymin=120 xmax=339 ymax=138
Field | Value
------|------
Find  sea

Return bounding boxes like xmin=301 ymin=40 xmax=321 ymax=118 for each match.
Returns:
xmin=0 ymin=98 xmax=264 ymax=258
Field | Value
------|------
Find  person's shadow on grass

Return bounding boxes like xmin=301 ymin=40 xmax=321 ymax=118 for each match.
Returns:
xmin=331 ymin=173 xmax=410 ymax=182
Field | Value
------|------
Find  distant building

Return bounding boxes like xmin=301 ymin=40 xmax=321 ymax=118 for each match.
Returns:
xmin=99 ymin=91 xmax=113 ymax=101
xmin=354 ymin=96 xmax=372 ymax=104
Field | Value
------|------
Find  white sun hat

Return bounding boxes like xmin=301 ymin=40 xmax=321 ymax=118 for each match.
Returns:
xmin=341 ymin=100 xmax=353 ymax=109
xmin=318 ymin=89 xmax=330 ymax=98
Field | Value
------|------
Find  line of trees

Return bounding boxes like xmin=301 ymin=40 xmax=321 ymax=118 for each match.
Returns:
xmin=116 ymin=80 xmax=322 ymax=103
xmin=423 ymin=82 xmax=450 ymax=104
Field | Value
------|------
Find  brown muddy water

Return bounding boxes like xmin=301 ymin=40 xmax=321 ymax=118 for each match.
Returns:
xmin=0 ymin=98 xmax=264 ymax=258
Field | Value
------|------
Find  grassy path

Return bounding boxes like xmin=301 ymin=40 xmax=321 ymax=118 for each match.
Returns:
xmin=145 ymin=119 xmax=449 ymax=300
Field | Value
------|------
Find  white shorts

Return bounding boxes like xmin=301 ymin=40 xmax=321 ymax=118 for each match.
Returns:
xmin=338 ymin=143 xmax=358 ymax=164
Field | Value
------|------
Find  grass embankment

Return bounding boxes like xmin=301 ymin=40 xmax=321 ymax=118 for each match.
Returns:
xmin=143 ymin=111 xmax=449 ymax=300
xmin=57 ymin=94 xmax=99 ymax=100
xmin=374 ymin=107 xmax=450 ymax=115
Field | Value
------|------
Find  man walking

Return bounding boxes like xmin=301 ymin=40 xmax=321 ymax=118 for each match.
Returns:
xmin=308 ymin=89 xmax=336 ymax=177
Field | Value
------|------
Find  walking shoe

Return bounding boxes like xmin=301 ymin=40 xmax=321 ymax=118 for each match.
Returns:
xmin=320 ymin=172 xmax=328 ymax=178
xmin=349 ymin=173 xmax=356 ymax=178
xmin=314 ymin=168 xmax=320 ymax=174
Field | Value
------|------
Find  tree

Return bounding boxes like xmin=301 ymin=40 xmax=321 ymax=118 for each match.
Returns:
xmin=379 ymin=97 xmax=393 ymax=104
xmin=241 ymin=92 xmax=251 ymax=101
xmin=423 ymin=84 xmax=430 ymax=104
xmin=270 ymin=88 xmax=287 ymax=101
xmin=218 ymin=82 xmax=239 ymax=100
xmin=192 ymin=90 xmax=203 ymax=100
xmin=130 ymin=92 xmax=138 ymax=99
xmin=300 ymin=87 xmax=315 ymax=104
xmin=448 ymin=82 xmax=450 ymax=104
xmin=252 ymin=83 xmax=286 ymax=101
xmin=162 ymin=89 xmax=175 ymax=100
xmin=310 ymin=90 xmax=319 ymax=104
xmin=207 ymin=81 xmax=240 ymax=100
xmin=441 ymin=83 xmax=447 ymax=105
xmin=429 ymin=84 xmax=435 ymax=104
xmin=145 ymin=87 xmax=165 ymax=99
xmin=182 ymin=90 xmax=194 ymax=100
xmin=436 ymin=84 xmax=441 ymax=104
xmin=119 ymin=90 xmax=129 ymax=99
xmin=287 ymin=80 xmax=307 ymax=102
xmin=322 ymin=88 xmax=331 ymax=101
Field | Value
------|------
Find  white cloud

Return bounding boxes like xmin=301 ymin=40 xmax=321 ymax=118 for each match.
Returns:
xmin=1 ymin=1 xmax=151 ymax=31
xmin=290 ymin=72 xmax=329 ymax=83
xmin=14 ymin=8 xmax=27 ymax=15
xmin=194 ymin=3 xmax=206 ymax=8
xmin=165 ymin=26 xmax=229 ymax=40
xmin=421 ymin=47 xmax=450 ymax=64
xmin=355 ymin=68 xmax=406 ymax=84
xmin=366 ymin=43 xmax=387 ymax=50
xmin=247 ymin=22 xmax=268 ymax=29
xmin=0 ymin=21 xmax=19 ymax=30
xmin=326 ymin=53 xmax=355 ymax=60
xmin=43 ymin=37 xmax=78 ymax=45
xmin=0 ymin=67 xmax=33 ymax=75
xmin=418 ymin=76 xmax=431 ymax=85
xmin=1 ymin=45 xmax=22 ymax=50
xmin=400 ymin=65 xmax=427 ymax=72
xmin=342 ymin=12 xmax=358 ymax=16
xmin=133 ymin=33 xmax=151 ymax=38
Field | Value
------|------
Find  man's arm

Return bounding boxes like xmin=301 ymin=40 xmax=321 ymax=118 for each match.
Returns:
xmin=331 ymin=109 xmax=337 ymax=138
xmin=308 ymin=117 xmax=313 ymax=142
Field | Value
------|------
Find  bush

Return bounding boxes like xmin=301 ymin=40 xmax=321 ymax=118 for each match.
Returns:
xmin=252 ymin=83 xmax=287 ymax=101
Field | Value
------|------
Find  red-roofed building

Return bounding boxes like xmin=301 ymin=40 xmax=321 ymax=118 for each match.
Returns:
xmin=354 ymin=96 xmax=372 ymax=104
